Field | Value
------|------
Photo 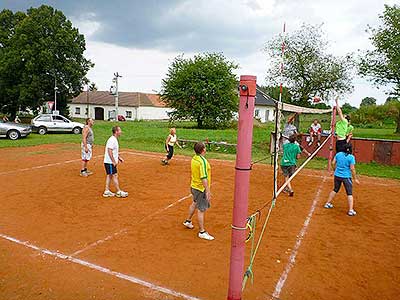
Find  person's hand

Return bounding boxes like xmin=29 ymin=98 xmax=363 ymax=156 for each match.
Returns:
xmin=84 ymin=145 xmax=89 ymax=153
xmin=355 ymin=178 xmax=360 ymax=184
xmin=112 ymin=161 xmax=117 ymax=167
xmin=206 ymin=190 xmax=211 ymax=203
xmin=119 ymin=157 xmax=124 ymax=163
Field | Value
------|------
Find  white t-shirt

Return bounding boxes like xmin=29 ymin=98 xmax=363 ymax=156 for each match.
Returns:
xmin=104 ymin=135 xmax=119 ymax=164
xmin=168 ymin=134 xmax=177 ymax=146
xmin=310 ymin=123 xmax=321 ymax=134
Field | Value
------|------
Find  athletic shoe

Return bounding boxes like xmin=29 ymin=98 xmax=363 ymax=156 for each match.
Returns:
xmin=308 ymin=141 xmax=313 ymax=146
xmin=289 ymin=190 xmax=294 ymax=197
xmin=347 ymin=209 xmax=357 ymax=216
xmin=183 ymin=220 xmax=194 ymax=229
xmin=317 ymin=141 xmax=321 ymax=147
xmin=161 ymin=159 xmax=169 ymax=165
xmin=86 ymin=170 xmax=93 ymax=175
xmin=103 ymin=190 xmax=115 ymax=197
xmin=198 ymin=231 xmax=214 ymax=241
xmin=116 ymin=190 xmax=129 ymax=198
xmin=324 ymin=202 xmax=334 ymax=209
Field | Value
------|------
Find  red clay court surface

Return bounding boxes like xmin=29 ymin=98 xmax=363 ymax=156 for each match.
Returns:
xmin=0 ymin=143 xmax=399 ymax=300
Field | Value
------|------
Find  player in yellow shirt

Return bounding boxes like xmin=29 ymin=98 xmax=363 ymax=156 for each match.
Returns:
xmin=183 ymin=142 xmax=214 ymax=241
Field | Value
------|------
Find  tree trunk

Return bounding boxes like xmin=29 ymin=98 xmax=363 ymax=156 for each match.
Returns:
xmin=197 ymin=117 xmax=204 ymax=129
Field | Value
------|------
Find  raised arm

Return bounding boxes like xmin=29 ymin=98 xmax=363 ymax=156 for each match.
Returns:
xmin=335 ymin=97 xmax=345 ymax=121
xmin=287 ymin=113 xmax=298 ymax=124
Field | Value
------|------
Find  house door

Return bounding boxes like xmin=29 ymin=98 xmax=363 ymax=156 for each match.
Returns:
xmin=373 ymin=141 xmax=392 ymax=165
xmin=94 ymin=107 xmax=104 ymax=120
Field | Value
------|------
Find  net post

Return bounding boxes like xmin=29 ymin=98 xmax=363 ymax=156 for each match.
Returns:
xmin=328 ymin=106 xmax=337 ymax=172
xmin=227 ymin=75 xmax=256 ymax=300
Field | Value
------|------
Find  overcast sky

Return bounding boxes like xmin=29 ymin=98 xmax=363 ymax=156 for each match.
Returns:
xmin=2 ymin=0 xmax=398 ymax=107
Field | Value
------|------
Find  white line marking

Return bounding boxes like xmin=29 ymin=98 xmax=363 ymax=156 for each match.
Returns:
xmin=271 ymin=176 xmax=327 ymax=299
xmin=0 ymin=233 xmax=200 ymax=300
xmin=69 ymin=193 xmax=193 ymax=257
xmin=0 ymin=155 xmax=103 ymax=176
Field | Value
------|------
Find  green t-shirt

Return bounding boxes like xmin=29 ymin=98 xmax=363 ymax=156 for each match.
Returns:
xmin=281 ymin=143 xmax=302 ymax=166
xmin=347 ymin=124 xmax=354 ymax=135
xmin=336 ymin=119 xmax=349 ymax=139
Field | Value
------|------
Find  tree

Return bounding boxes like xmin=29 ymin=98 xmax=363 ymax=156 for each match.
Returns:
xmin=265 ymin=24 xmax=354 ymax=107
xmin=161 ymin=53 xmax=238 ymax=129
xmin=385 ymin=96 xmax=399 ymax=104
xmin=360 ymin=97 xmax=377 ymax=107
xmin=89 ymin=82 xmax=98 ymax=91
xmin=0 ymin=6 xmax=93 ymax=118
xmin=342 ymin=102 xmax=357 ymax=114
xmin=359 ymin=5 xmax=400 ymax=97
xmin=259 ymin=85 xmax=293 ymax=103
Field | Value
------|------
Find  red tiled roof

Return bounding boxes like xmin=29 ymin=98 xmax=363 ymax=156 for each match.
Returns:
xmin=71 ymin=91 xmax=167 ymax=108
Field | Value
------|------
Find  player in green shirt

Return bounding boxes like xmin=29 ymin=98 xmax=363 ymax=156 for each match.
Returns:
xmin=335 ymin=97 xmax=351 ymax=153
xmin=280 ymin=134 xmax=302 ymax=197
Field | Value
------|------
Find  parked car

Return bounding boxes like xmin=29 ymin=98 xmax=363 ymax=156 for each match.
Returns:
xmin=0 ymin=120 xmax=32 ymax=140
xmin=31 ymin=114 xmax=84 ymax=135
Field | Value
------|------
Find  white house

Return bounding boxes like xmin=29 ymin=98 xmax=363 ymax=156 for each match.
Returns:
xmin=254 ymin=88 xmax=276 ymax=122
xmin=69 ymin=91 xmax=173 ymax=121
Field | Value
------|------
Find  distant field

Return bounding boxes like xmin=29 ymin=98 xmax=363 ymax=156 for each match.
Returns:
xmin=0 ymin=119 xmax=399 ymax=179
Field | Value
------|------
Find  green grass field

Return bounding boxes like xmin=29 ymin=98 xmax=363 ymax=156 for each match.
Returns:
xmin=0 ymin=119 xmax=399 ymax=179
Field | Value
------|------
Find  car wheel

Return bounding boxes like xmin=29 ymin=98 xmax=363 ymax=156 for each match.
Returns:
xmin=38 ymin=126 xmax=47 ymax=135
xmin=73 ymin=127 xmax=81 ymax=134
xmin=7 ymin=129 xmax=20 ymax=140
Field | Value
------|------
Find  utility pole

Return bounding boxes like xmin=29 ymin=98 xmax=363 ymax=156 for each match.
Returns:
xmin=112 ymin=72 xmax=122 ymax=121
xmin=54 ymin=76 xmax=58 ymax=113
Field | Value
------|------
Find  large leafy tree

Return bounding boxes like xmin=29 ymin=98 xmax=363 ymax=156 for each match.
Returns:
xmin=0 ymin=5 xmax=93 ymax=118
xmin=359 ymin=5 xmax=400 ymax=97
xmin=265 ymin=24 xmax=354 ymax=107
xmin=360 ymin=97 xmax=377 ymax=107
xmin=161 ymin=53 xmax=238 ymax=129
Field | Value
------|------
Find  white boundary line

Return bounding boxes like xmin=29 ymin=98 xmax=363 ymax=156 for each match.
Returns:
xmin=271 ymin=176 xmax=327 ymax=299
xmin=0 ymin=233 xmax=200 ymax=300
xmin=0 ymin=155 xmax=104 ymax=176
xmin=69 ymin=193 xmax=193 ymax=257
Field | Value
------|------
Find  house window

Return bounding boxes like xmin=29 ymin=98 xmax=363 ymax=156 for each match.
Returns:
xmin=126 ymin=111 xmax=132 ymax=118
xmin=85 ymin=108 xmax=88 ymax=116
xmin=75 ymin=107 xmax=80 ymax=115
xmin=255 ymin=109 xmax=260 ymax=117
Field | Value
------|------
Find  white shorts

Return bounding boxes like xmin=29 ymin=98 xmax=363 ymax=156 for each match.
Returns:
xmin=81 ymin=144 xmax=93 ymax=161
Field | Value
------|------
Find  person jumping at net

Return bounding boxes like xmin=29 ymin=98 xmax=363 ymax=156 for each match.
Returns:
xmin=281 ymin=134 xmax=302 ymax=197
xmin=161 ymin=128 xmax=182 ymax=165
xmin=182 ymin=142 xmax=214 ymax=241
xmin=308 ymin=119 xmax=322 ymax=147
xmin=324 ymin=143 xmax=360 ymax=216
xmin=335 ymin=96 xmax=351 ymax=153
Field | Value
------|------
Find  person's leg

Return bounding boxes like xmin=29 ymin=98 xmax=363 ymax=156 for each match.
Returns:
xmin=112 ymin=174 xmax=121 ymax=191
xmin=105 ymin=175 xmax=111 ymax=191
xmin=187 ymin=201 xmax=196 ymax=220
xmin=317 ymin=133 xmax=321 ymax=145
xmin=347 ymin=195 xmax=354 ymax=211
xmin=325 ymin=177 xmax=341 ymax=206
xmin=197 ymin=210 xmax=205 ymax=232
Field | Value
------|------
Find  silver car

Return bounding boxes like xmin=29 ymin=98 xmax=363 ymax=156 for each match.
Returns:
xmin=31 ymin=114 xmax=84 ymax=135
xmin=0 ymin=120 xmax=32 ymax=140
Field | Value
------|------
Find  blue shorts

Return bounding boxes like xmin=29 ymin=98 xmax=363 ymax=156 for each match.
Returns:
xmin=104 ymin=163 xmax=117 ymax=175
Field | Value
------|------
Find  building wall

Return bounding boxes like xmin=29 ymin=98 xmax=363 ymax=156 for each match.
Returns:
xmin=69 ymin=104 xmax=173 ymax=121
xmin=254 ymin=106 xmax=275 ymax=123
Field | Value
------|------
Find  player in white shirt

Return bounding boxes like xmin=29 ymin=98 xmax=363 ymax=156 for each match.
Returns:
xmin=103 ymin=126 xmax=128 ymax=198
xmin=308 ymin=119 xmax=322 ymax=146
xmin=161 ymin=128 xmax=182 ymax=165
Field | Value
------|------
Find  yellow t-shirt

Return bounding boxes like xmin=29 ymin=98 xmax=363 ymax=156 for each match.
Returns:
xmin=191 ymin=155 xmax=211 ymax=192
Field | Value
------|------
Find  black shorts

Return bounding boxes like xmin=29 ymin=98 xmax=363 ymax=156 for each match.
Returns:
xmin=104 ymin=163 xmax=117 ymax=175
xmin=281 ymin=165 xmax=296 ymax=177
xmin=333 ymin=176 xmax=353 ymax=195
xmin=336 ymin=139 xmax=347 ymax=153
xmin=166 ymin=145 xmax=174 ymax=160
